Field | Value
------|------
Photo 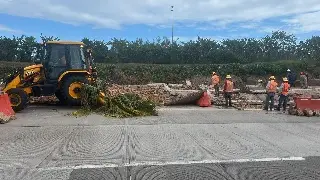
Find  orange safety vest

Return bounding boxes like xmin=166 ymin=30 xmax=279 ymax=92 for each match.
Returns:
xmin=281 ymin=82 xmax=290 ymax=96
xmin=225 ymin=80 xmax=234 ymax=92
xmin=212 ymin=75 xmax=220 ymax=85
xmin=268 ymin=80 xmax=278 ymax=93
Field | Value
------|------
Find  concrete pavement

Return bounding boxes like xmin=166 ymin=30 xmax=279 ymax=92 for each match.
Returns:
xmin=0 ymin=106 xmax=320 ymax=179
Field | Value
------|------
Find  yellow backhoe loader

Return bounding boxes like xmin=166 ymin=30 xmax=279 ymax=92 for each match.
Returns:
xmin=2 ymin=41 xmax=104 ymax=112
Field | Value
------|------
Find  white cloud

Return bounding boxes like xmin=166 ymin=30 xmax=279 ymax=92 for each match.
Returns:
xmin=283 ymin=11 xmax=320 ymax=33
xmin=0 ymin=0 xmax=320 ymax=31
xmin=0 ymin=24 xmax=23 ymax=33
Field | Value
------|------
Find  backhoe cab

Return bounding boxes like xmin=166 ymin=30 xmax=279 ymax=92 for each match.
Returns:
xmin=2 ymin=41 xmax=98 ymax=112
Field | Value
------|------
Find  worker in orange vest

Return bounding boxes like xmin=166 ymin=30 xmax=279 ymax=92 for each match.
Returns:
xmin=223 ymin=75 xmax=234 ymax=107
xmin=264 ymin=76 xmax=278 ymax=112
xmin=277 ymin=77 xmax=290 ymax=112
xmin=211 ymin=72 xmax=220 ymax=96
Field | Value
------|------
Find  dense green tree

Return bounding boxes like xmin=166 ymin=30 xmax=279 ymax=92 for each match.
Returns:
xmin=16 ymin=35 xmax=38 ymax=62
xmin=82 ymin=38 xmax=109 ymax=63
xmin=0 ymin=36 xmax=19 ymax=61
xmin=0 ymin=31 xmax=319 ymax=64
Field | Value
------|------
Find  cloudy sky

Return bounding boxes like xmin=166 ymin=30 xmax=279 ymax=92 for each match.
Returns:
xmin=0 ymin=0 xmax=320 ymax=42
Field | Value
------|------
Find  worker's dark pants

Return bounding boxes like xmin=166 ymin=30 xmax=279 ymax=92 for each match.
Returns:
xmin=214 ymin=84 xmax=219 ymax=96
xmin=224 ymin=92 xmax=232 ymax=107
xmin=264 ymin=93 xmax=275 ymax=111
xmin=277 ymin=94 xmax=288 ymax=111
xmin=289 ymin=81 xmax=295 ymax=87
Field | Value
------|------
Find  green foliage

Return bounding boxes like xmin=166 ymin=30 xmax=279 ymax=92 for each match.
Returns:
xmin=0 ymin=34 xmax=60 ymax=62
xmin=80 ymin=84 xmax=100 ymax=109
xmin=0 ymin=31 xmax=319 ymax=64
xmin=93 ymin=61 xmax=309 ymax=84
xmin=74 ymin=84 xmax=157 ymax=118
xmin=0 ymin=61 xmax=312 ymax=85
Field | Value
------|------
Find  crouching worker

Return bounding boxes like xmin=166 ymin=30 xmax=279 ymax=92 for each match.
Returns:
xmin=223 ymin=75 xmax=234 ymax=108
xmin=300 ymin=72 xmax=308 ymax=89
xmin=257 ymin=79 xmax=264 ymax=87
xmin=277 ymin=77 xmax=290 ymax=112
xmin=264 ymin=76 xmax=278 ymax=112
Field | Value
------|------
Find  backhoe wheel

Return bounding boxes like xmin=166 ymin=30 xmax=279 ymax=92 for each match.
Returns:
xmin=7 ymin=88 xmax=28 ymax=112
xmin=55 ymin=90 xmax=66 ymax=104
xmin=61 ymin=76 xmax=88 ymax=106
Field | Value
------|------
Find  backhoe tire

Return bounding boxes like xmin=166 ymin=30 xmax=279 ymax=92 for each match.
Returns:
xmin=55 ymin=90 xmax=67 ymax=104
xmin=61 ymin=76 xmax=88 ymax=106
xmin=7 ymin=88 xmax=29 ymax=112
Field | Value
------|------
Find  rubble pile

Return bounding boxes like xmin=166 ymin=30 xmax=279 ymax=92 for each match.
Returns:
xmin=288 ymin=101 xmax=320 ymax=117
xmin=211 ymin=92 xmax=263 ymax=110
xmin=289 ymin=88 xmax=320 ymax=97
xmin=303 ymin=108 xmax=314 ymax=117
xmin=108 ymin=83 xmax=204 ymax=106
xmin=22 ymin=79 xmax=320 ymax=114
xmin=108 ymin=84 xmax=169 ymax=105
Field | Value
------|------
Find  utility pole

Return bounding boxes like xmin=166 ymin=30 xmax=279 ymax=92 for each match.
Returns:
xmin=170 ymin=6 xmax=174 ymax=63
xmin=171 ymin=6 xmax=174 ymax=46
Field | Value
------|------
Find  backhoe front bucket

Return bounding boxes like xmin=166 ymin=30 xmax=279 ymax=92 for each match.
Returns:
xmin=98 ymin=91 xmax=106 ymax=105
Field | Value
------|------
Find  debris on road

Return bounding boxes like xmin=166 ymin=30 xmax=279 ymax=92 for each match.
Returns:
xmin=0 ymin=112 xmax=16 ymax=124
xmin=21 ymin=78 xmax=320 ymax=118
xmin=108 ymin=83 xmax=168 ymax=105
xmin=72 ymin=84 xmax=158 ymax=118
xmin=29 ymin=95 xmax=58 ymax=104
xmin=286 ymin=96 xmax=320 ymax=117
xmin=108 ymin=83 xmax=205 ymax=106
xmin=303 ymin=108 xmax=314 ymax=117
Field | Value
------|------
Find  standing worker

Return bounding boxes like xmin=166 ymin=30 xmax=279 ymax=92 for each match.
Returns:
xmin=223 ymin=75 xmax=234 ymax=108
xmin=211 ymin=72 xmax=220 ymax=96
xmin=264 ymin=76 xmax=278 ymax=112
xmin=300 ymin=72 xmax=308 ymax=89
xmin=277 ymin=77 xmax=290 ymax=112
xmin=287 ymin=69 xmax=296 ymax=87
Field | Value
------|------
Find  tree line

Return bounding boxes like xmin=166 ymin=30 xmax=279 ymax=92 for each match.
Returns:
xmin=0 ymin=31 xmax=320 ymax=64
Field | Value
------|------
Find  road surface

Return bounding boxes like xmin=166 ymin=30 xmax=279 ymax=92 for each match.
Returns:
xmin=0 ymin=105 xmax=320 ymax=180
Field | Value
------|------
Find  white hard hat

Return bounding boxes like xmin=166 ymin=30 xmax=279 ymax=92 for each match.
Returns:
xmin=287 ymin=69 xmax=291 ymax=72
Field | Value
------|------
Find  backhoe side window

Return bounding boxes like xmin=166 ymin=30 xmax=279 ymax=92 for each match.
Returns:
xmin=69 ymin=45 xmax=84 ymax=69
xmin=80 ymin=47 xmax=87 ymax=69
xmin=49 ymin=45 xmax=66 ymax=66
xmin=46 ymin=44 xmax=68 ymax=80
